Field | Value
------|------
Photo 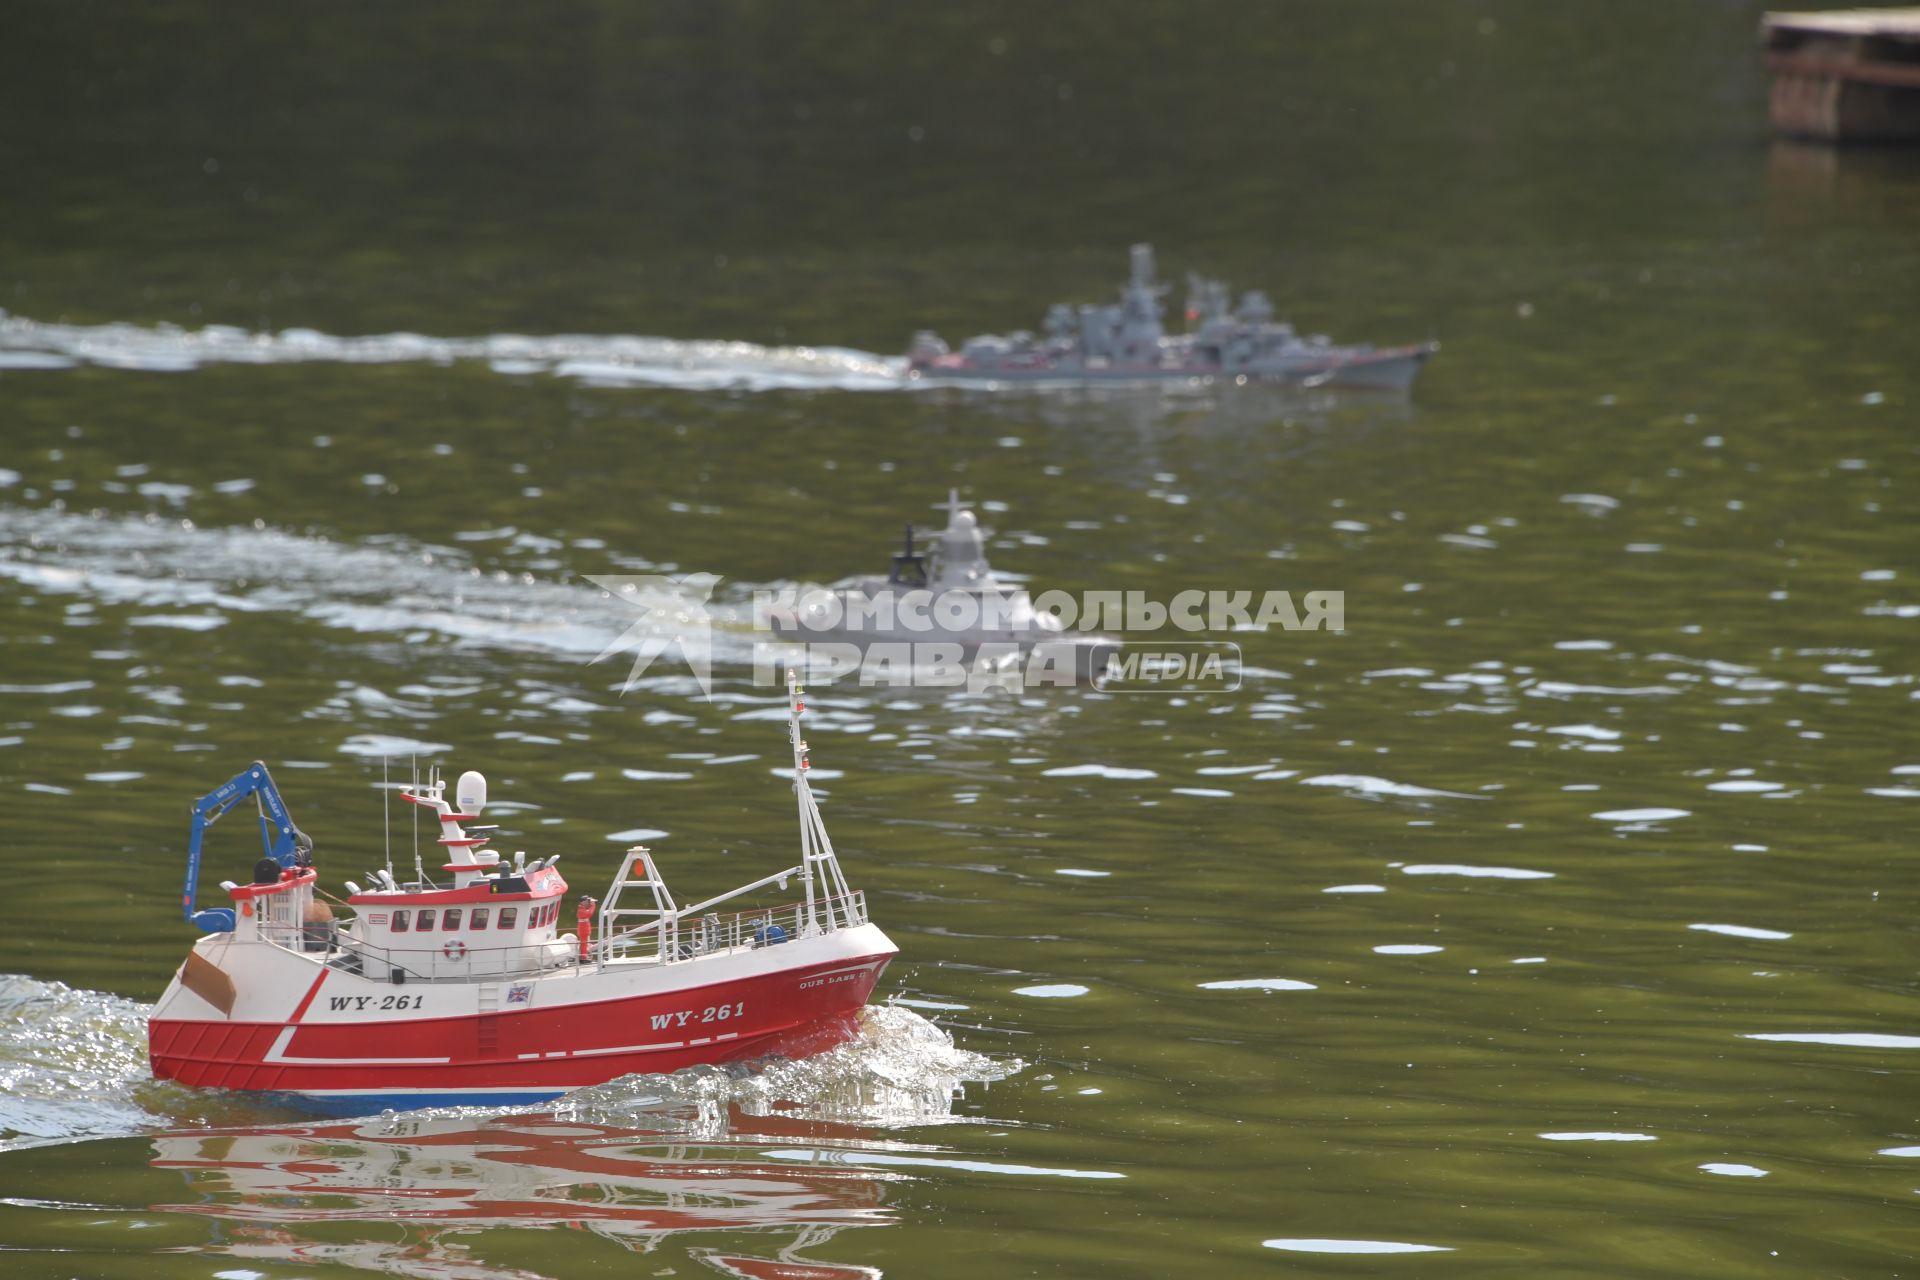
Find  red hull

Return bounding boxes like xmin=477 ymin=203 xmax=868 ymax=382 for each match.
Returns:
xmin=150 ymin=951 xmax=893 ymax=1098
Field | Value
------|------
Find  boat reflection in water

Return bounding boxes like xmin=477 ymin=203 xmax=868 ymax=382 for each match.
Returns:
xmin=150 ymin=1108 xmax=894 ymax=1279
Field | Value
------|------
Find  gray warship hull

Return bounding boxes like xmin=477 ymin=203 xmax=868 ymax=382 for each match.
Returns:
xmin=909 ymin=341 xmax=1437 ymax=393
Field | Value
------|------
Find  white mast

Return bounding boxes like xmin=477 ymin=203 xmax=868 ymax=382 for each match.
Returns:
xmin=787 ymin=668 xmax=853 ymax=935
xmin=410 ymin=755 xmax=424 ymax=888
xmin=382 ymin=755 xmax=394 ymax=879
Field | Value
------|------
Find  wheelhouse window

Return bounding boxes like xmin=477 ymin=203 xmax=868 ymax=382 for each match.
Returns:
xmin=443 ymin=908 xmax=462 ymax=931
xmin=470 ymin=908 xmax=490 ymax=930
xmin=498 ymin=907 xmax=518 ymax=929
xmin=416 ymin=909 xmax=437 ymax=931
xmin=392 ymin=910 xmax=411 ymax=932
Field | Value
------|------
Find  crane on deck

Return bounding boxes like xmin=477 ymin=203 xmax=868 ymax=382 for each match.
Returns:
xmin=182 ymin=761 xmax=311 ymax=934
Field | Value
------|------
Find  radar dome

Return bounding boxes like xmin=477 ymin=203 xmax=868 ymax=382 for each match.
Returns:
xmin=455 ymin=770 xmax=488 ymax=816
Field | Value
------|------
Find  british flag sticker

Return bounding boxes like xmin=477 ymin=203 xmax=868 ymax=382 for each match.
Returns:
xmin=507 ymin=983 xmax=533 ymax=1005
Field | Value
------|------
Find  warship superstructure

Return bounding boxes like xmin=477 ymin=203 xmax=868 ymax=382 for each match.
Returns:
xmin=908 ymin=244 xmax=1436 ymax=391
xmin=766 ymin=491 xmax=1119 ymax=685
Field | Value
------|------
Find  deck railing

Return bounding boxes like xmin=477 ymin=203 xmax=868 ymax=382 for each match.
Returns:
xmin=600 ymin=891 xmax=869 ymax=964
xmin=257 ymin=889 xmax=869 ymax=982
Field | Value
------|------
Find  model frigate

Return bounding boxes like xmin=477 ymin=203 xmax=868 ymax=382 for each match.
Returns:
xmin=908 ymin=244 xmax=1437 ymax=392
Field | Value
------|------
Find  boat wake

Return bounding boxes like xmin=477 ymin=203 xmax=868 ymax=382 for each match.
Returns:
xmin=561 ymin=1004 xmax=1021 ymax=1134
xmin=0 ymin=504 xmax=763 ymax=670
xmin=0 ymin=309 xmax=908 ymax=392
xmin=0 ymin=975 xmax=1015 ymax=1152
xmin=0 ymin=974 xmax=162 ymax=1150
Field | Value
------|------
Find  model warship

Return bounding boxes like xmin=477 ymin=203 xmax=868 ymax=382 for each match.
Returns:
xmin=908 ymin=243 xmax=1436 ymax=391
xmin=766 ymin=490 xmax=1120 ymax=685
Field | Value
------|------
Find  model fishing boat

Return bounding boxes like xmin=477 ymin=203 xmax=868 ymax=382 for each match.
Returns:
xmin=149 ymin=673 xmax=897 ymax=1116
xmin=907 ymin=243 xmax=1438 ymax=392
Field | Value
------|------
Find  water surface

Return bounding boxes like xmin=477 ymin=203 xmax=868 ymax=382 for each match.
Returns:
xmin=3 ymin=3 xmax=1919 ymax=1276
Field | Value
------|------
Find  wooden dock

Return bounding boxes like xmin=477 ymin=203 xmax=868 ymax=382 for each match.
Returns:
xmin=1763 ymin=8 xmax=1920 ymax=140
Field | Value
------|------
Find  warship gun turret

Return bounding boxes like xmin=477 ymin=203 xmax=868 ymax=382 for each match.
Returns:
xmin=766 ymin=491 xmax=1120 ymax=687
xmin=908 ymin=244 xmax=1437 ymax=392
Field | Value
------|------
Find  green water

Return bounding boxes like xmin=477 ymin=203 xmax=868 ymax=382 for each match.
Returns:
xmin=4 ymin=3 xmax=1920 ymax=1276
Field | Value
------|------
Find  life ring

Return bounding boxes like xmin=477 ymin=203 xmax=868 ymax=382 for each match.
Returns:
xmin=442 ymin=939 xmax=468 ymax=961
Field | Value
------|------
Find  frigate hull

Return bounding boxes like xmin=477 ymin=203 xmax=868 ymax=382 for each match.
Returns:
xmin=910 ymin=341 xmax=1436 ymax=392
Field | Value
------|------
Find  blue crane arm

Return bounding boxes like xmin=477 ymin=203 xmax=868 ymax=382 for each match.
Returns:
xmin=182 ymin=761 xmax=311 ymax=934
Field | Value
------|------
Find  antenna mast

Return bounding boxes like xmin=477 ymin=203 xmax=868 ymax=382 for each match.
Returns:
xmin=383 ymin=755 xmax=393 ymax=877
xmin=787 ymin=669 xmax=853 ymax=934
xmin=411 ymin=755 xmax=425 ymax=889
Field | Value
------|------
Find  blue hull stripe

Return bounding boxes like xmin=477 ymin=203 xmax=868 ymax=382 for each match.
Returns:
xmin=264 ymin=1089 xmax=568 ymax=1118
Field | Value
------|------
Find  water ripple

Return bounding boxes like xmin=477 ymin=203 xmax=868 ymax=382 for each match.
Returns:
xmin=1400 ymin=864 xmax=1554 ymax=880
xmin=1264 ymin=1238 xmax=1451 ymax=1254
xmin=767 ymin=1149 xmax=1122 ymax=1179
xmin=1592 ymin=807 xmax=1691 ymax=823
xmin=1746 ymin=1032 xmax=1920 ymax=1049
xmin=1301 ymin=774 xmax=1478 ymax=800
xmin=1689 ymin=923 xmax=1792 ymax=941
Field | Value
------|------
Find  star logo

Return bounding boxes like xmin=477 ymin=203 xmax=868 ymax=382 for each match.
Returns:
xmin=584 ymin=573 xmax=719 ymax=700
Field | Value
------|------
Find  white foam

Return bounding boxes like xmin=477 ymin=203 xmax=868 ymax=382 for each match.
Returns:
xmin=0 ymin=976 xmax=158 ymax=1150
xmin=338 ymin=734 xmax=452 ymax=758
xmin=1400 ymin=864 xmax=1554 ymax=880
xmin=1264 ymin=1239 xmax=1451 ymax=1254
xmin=1041 ymin=764 xmax=1158 ymax=781
xmin=1547 ymin=723 xmax=1620 ymax=740
xmin=1689 ymin=923 xmax=1792 ymax=941
xmin=0 ymin=310 xmax=908 ymax=393
xmin=566 ymin=1004 xmax=1018 ymax=1131
xmin=1592 ymin=807 xmax=1691 ymax=822
xmin=0 ymin=507 xmax=752 ymax=670
xmin=1301 ymin=774 xmax=1476 ymax=800
xmin=1746 ymin=1032 xmax=1920 ymax=1048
